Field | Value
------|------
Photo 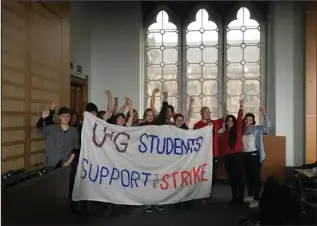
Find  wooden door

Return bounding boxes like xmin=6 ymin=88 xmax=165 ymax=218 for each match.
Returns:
xmin=70 ymin=75 xmax=88 ymax=122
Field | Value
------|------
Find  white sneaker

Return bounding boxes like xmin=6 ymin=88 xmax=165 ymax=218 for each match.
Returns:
xmin=244 ymin=196 xmax=253 ymax=203
xmin=248 ymin=200 xmax=259 ymax=208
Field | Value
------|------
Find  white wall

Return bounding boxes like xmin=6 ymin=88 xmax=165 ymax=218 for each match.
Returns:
xmin=70 ymin=1 xmax=91 ymax=85
xmin=89 ymin=2 xmax=143 ymax=112
xmin=70 ymin=2 xmax=305 ymax=166
xmin=267 ymin=1 xmax=305 ymax=166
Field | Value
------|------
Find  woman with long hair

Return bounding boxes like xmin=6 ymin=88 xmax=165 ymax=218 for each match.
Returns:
xmin=127 ymin=109 xmax=140 ymax=126
xmin=173 ymin=97 xmax=194 ymax=130
xmin=221 ymin=99 xmax=244 ymax=204
xmin=110 ymin=99 xmax=134 ymax=127
xmin=141 ymin=91 xmax=169 ymax=213
xmin=242 ymin=108 xmax=272 ymax=208
xmin=140 ymin=91 xmax=168 ymax=127
xmin=141 ymin=108 xmax=156 ymax=125
xmin=150 ymin=88 xmax=174 ymax=125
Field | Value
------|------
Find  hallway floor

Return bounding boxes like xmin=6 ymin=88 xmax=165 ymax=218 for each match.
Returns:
xmin=64 ymin=183 xmax=253 ymax=226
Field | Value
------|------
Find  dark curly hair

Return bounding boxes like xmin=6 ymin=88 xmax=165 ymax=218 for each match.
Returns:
xmin=110 ymin=113 xmax=126 ymax=125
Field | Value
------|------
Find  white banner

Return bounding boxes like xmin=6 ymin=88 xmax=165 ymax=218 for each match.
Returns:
xmin=72 ymin=112 xmax=213 ymax=205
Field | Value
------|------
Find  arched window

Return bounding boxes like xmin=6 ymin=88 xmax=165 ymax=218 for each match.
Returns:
xmin=226 ymin=7 xmax=262 ymax=123
xmin=145 ymin=10 xmax=179 ymax=112
xmin=186 ymin=9 xmax=219 ymax=128
xmin=144 ymin=6 xmax=265 ymax=128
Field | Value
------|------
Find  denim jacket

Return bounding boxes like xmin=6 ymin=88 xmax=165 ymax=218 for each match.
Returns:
xmin=251 ymin=115 xmax=272 ymax=163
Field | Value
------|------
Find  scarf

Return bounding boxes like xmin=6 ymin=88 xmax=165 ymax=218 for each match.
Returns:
xmin=244 ymin=125 xmax=255 ymax=135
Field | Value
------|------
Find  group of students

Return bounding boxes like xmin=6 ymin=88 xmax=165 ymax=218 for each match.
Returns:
xmin=36 ymin=88 xmax=271 ymax=215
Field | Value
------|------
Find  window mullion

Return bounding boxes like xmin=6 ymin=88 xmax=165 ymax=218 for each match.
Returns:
xmin=219 ymin=24 xmax=226 ymax=119
xmin=179 ymin=25 xmax=186 ymax=115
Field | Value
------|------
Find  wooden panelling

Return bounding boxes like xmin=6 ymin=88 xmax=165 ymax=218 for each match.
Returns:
xmin=261 ymin=136 xmax=286 ymax=182
xmin=306 ymin=116 xmax=317 ymax=163
xmin=1 ymin=0 xmax=70 ymax=172
xmin=218 ymin=136 xmax=286 ymax=183
xmin=41 ymin=2 xmax=63 ymax=18
xmin=60 ymin=2 xmax=70 ymax=107
xmin=305 ymin=2 xmax=317 ymax=163
xmin=2 ymin=145 xmax=24 ymax=159
xmin=2 ymin=159 xmax=25 ymax=173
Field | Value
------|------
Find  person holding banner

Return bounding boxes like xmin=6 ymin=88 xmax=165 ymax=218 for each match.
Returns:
xmin=110 ymin=98 xmax=134 ymax=127
xmin=193 ymin=101 xmax=228 ymax=203
xmin=73 ymin=92 xmax=113 ymax=214
xmin=108 ymin=98 xmax=135 ymax=215
xmin=140 ymin=91 xmax=169 ymax=127
xmin=111 ymin=96 xmax=139 ymax=126
xmin=127 ymin=109 xmax=140 ymax=126
xmin=141 ymin=108 xmax=156 ymax=125
xmin=173 ymin=97 xmax=195 ymax=211
xmin=142 ymin=91 xmax=169 ymax=213
xmin=242 ymin=108 xmax=272 ymax=208
xmin=221 ymin=99 xmax=244 ymax=204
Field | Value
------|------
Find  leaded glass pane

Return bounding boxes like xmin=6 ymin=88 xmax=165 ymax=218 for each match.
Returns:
xmin=146 ymin=10 xmax=179 ymax=112
xmin=226 ymin=7 xmax=261 ymax=120
xmin=186 ymin=9 xmax=219 ymax=128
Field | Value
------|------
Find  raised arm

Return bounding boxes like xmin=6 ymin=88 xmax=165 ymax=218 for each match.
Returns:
xmin=211 ymin=101 xmax=227 ymax=130
xmin=117 ymin=97 xmax=129 ymax=113
xmin=44 ymin=101 xmax=58 ymax=125
xmin=103 ymin=90 xmax=113 ymax=121
xmin=221 ymin=101 xmax=229 ymax=120
xmin=156 ymin=92 xmax=168 ymax=125
xmin=257 ymin=107 xmax=272 ymax=134
xmin=150 ymin=88 xmax=160 ymax=116
xmin=185 ymin=97 xmax=194 ymax=126
xmin=36 ymin=111 xmax=52 ymax=136
xmin=236 ymin=100 xmax=244 ymax=137
xmin=126 ymin=100 xmax=134 ymax=126
xmin=113 ymin=97 xmax=119 ymax=115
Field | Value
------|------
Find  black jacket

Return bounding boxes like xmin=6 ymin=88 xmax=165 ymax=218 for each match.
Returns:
xmin=35 ymin=109 xmax=56 ymax=129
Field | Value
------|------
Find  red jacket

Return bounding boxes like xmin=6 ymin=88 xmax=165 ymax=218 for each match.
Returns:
xmin=193 ymin=118 xmax=224 ymax=158
xmin=221 ymin=109 xmax=243 ymax=156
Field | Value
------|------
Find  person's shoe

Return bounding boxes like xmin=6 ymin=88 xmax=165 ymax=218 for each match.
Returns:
xmin=145 ymin=205 xmax=153 ymax=213
xmin=155 ymin=205 xmax=164 ymax=211
xmin=248 ymin=200 xmax=259 ymax=208
xmin=244 ymin=196 xmax=253 ymax=203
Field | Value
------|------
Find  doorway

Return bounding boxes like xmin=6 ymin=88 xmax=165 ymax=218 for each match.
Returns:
xmin=70 ymin=75 xmax=88 ymax=122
